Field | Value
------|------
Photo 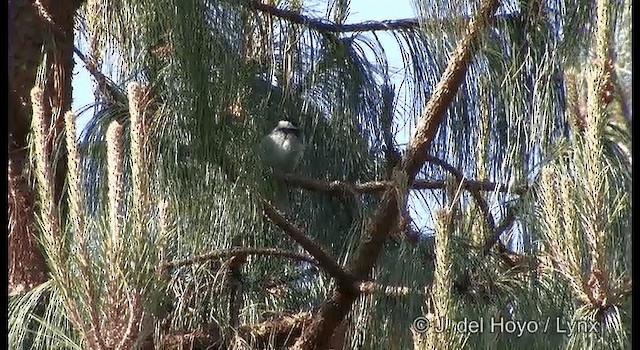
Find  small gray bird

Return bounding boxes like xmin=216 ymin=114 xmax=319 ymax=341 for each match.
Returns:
xmin=259 ymin=120 xmax=305 ymax=211
xmin=259 ymin=120 xmax=305 ymax=174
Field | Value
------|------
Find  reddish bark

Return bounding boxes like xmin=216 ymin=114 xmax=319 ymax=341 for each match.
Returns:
xmin=8 ymin=0 xmax=83 ymax=294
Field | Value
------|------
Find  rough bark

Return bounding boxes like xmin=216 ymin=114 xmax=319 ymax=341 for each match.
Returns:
xmin=8 ymin=0 xmax=83 ymax=294
xmin=9 ymin=0 xmax=48 ymax=295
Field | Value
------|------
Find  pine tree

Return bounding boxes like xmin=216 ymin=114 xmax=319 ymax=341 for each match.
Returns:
xmin=9 ymin=0 xmax=631 ymax=349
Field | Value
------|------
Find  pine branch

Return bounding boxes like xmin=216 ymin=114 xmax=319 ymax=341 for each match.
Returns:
xmin=163 ymin=247 xmax=318 ymax=269
xmin=482 ymin=209 xmax=517 ymax=255
xmin=358 ymin=281 xmax=429 ymax=297
xmin=73 ymin=47 xmax=124 ymax=105
xmin=236 ymin=311 xmax=314 ymax=349
xmin=247 ymin=1 xmax=520 ymax=34
xmin=38 ymin=2 xmax=123 ymax=108
xmin=248 ymin=1 xmax=420 ymax=33
xmin=228 ymin=239 xmax=243 ymax=332
xmin=425 ymin=154 xmax=496 ymax=232
xmin=280 ymin=173 xmax=359 ymax=197
xmin=282 ymin=173 xmax=527 ymax=196
xmin=260 ymin=268 xmax=319 ymax=291
xmin=416 ymin=178 xmax=527 ymax=194
xmin=381 ymin=84 xmax=402 ymax=177
xmin=293 ymin=0 xmax=501 ymax=347
xmin=262 ymin=200 xmax=358 ymax=294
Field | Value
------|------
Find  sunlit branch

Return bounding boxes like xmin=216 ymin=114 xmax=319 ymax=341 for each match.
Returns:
xmin=358 ymin=280 xmax=429 ymax=297
xmin=282 ymin=173 xmax=527 ymax=196
xmin=424 ymin=154 xmax=496 ymax=232
xmin=262 ymin=200 xmax=358 ymax=293
xmin=163 ymin=247 xmax=318 ymax=269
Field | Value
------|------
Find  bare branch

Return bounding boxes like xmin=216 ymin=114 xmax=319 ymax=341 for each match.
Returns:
xmin=73 ymin=47 xmax=124 ymax=105
xmin=483 ymin=210 xmax=517 ymax=255
xmin=248 ymin=1 xmax=520 ymax=34
xmin=248 ymin=1 xmax=420 ymax=33
xmin=281 ymin=173 xmax=358 ymax=197
xmin=163 ymin=247 xmax=318 ymax=269
xmin=262 ymin=200 xmax=358 ymax=294
xmin=283 ymin=173 xmax=528 ymax=196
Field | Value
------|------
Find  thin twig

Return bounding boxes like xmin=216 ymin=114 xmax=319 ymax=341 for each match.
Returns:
xmin=262 ymin=200 xmax=358 ymax=294
xmin=73 ymin=47 xmax=124 ymax=105
xmin=163 ymin=247 xmax=318 ymax=269
xmin=482 ymin=209 xmax=517 ymax=255
xmin=425 ymin=154 xmax=496 ymax=232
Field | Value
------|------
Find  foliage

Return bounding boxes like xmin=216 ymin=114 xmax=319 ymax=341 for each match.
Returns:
xmin=9 ymin=0 xmax=631 ymax=349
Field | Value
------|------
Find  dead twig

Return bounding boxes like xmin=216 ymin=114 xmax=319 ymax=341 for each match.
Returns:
xmin=163 ymin=247 xmax=318 ymax=270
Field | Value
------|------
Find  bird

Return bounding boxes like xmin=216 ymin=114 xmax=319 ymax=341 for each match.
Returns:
xmin=258 ymin=120 xmax=305 ymax=211
xmin=259 ymin=120 xmax=305 ymax=175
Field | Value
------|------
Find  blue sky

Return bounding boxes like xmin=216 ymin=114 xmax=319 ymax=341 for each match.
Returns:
xmin=69 ymin=1 xmax=520 ymax=249
xmin=71 ymin=1 xmax=417 ymax=133
xmin=70 ymin=0 xmax=432 ymax=229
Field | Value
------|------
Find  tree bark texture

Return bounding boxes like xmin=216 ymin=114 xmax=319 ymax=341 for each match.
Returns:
xmin=8 ymin=0 xmax=82 ymax=294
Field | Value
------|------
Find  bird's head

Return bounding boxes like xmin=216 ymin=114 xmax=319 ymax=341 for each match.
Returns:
xmin=273 ymin=120 xmax=302 ymax=139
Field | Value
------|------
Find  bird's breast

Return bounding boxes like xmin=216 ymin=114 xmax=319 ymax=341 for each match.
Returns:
xmin=269 ymin=133 xmax=298 ymax=152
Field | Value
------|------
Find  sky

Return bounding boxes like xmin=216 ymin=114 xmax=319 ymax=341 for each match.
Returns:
xmin=69 ymin=1 xmax=519 ymax=249
xmin=70 ymin=0 xmax=431 ymax=229
xmin=70 ymin=1 xmax=417 ymax=134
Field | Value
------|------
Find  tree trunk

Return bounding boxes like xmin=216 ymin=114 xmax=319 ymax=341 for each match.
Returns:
xmin=8 ymin=0 xmax=82 ymax=295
